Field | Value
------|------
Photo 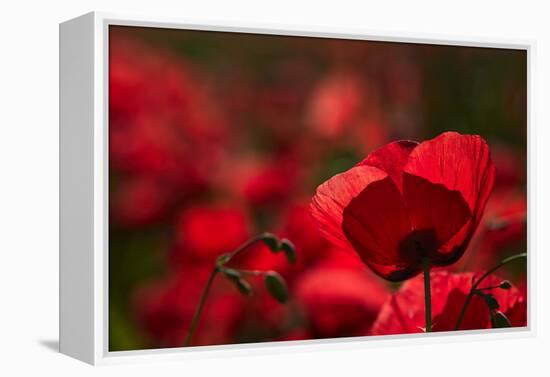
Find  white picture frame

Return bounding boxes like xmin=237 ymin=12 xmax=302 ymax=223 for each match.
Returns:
xmin=59 ymin=11 xmax=534 ymax=365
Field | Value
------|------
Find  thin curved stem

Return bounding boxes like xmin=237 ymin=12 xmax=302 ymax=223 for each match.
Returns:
xmin=422 ymin=257 xmax=432 ymax=332
xmin=183 ymin=267 xmax=219 ymax=346
xmin=183 ymin=233 xmax=276 ymax=346
xmin=227 ymin=233 xmax=272 ymax=260
xmin=477 ymin=284 xmax=504 ymax=291
xmin=454 ymin=252 xmax=527 ymax=330
xmin=454 ymin=290 xmax=474 ymax=331
xmin=235 ymin=269 xmax=265 ymax=277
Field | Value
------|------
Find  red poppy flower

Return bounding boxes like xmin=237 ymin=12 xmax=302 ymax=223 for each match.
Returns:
xmin=371 ymin=271 xmax=526 ymax=335
xmin=311 ymin=132 xmax=496 ymax=281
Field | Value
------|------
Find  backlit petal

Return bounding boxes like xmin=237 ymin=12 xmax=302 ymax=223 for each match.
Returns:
xmin=364 ymin=260 xmax=422 ymax=282
xmin=402 ymin=174 xmax=471 ymax=261
xmin=310 ymin=165 xmax=388 ymax=252
xmin=404 ymin=132 xmax=495 ymax=216
xmin=342 ymin=176 xmax=413 ymax=266
xmin=404 ymin=132 xmax=495 ymax=261
xmin=358 ymin=140 xmax=418 ymax=192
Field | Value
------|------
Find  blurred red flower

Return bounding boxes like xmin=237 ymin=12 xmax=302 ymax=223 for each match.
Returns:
xmin=229 ymin=203 xmax=333 ymax=282
xmin=371 ymin=271 xmax=526 ymax=335
xmin=279 ymin=204 xmax=332 ymax=267
xmin=173 ymin=204 xmax=252 ymax=263
xmin=307 ymin=73 xmax=362 ymax=138
xmin=133 ymin=267 xmax=246 ymax=347
xmin=491 ymin=143 xmax=526 ymax=189
xmin=109 ymin=34 xmax=229 ymax=226
xmin=295 ymin=267 xmax=389 ymax=338
xmin=481 ymin=188 xmax=526 ymax=252
xmin=242 ymin=156 xmax=300 ymax=208
xmin=110 ymin=177 xmax=171 ymax=227
xmin=228 ymin=242 xmax=287 ymax=272
xmin=311 ymin=132 xmax=496 ymax=281
xmin=455 ymin=188 xmax=527 ymax=272
xmin=232 ymin=280 xmax=296 ymax=340
xmin=306 ymin=71 xmax=389 ymax=154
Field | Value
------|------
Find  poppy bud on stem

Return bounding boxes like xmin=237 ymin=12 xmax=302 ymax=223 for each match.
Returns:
xmin=422 ymin=257 xmax=432 ymax=332
xmin=183 ymin=232 xmax=295 ymax=346
xmin=454 ymin=252 xmax=527 ymax=331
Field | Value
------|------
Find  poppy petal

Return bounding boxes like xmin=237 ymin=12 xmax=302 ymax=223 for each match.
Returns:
xmin=404 ymin=131 xmax=495 ymax=215
xmin=364 ymin=260 xmax=422 ymax=282
xmin=435 ymin=222 xmax=474 ymax=264
xmin=310 ymin=165 xmax=388 ymax=253
xmin=402 ymin=173 xmax=471 ymax=261
xmin=342 ymin=176 xmax=413 ymax=266
xmin=404 ymin=132 xmax=495 ymax=259
xmin=358 ymin=140 xmax=418 ymax=191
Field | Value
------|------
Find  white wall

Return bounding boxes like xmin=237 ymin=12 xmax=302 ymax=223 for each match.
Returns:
xmin=0 ymin=0 xmax=548 ymax=375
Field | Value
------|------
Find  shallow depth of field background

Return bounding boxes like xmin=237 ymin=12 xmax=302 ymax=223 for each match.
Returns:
xmin=108 ymin=25 xmax=527 ymax=351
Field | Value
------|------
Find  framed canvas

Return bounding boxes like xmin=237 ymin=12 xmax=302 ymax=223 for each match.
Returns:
xmin=59 ymin=12 xmax=533 ymax=365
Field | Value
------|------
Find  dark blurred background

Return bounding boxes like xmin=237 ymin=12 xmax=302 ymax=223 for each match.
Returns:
xmin=109 ymin=26 xmax=527 ymax=351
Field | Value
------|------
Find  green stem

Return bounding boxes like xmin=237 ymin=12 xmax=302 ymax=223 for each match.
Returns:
xmin=422 ymin=257 xmax=432 ymax=332
xmin=454 ymin=252 xmax=527 ymax=330
xmin=235 ymin=269 xmax=265 ymax=277
xmin=477 ymin=284 xmax=504 ymax=291
xmin=227 ymin=233 xmax=272 ymax=260
xmin=183 ymin=233 xmax=274 ymax=346
xmin=183 ymin=267 xmax=219 ymax=346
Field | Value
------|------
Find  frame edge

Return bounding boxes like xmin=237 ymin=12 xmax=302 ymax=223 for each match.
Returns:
xmin=59 ymin=11 xmax=96 ymax=365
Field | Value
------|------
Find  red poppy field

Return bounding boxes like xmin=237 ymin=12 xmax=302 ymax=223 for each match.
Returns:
xmin=108 ymin=25 xmax=527 ymax=351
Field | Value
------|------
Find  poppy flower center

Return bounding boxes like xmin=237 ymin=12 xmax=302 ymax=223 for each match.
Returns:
xmin=398 ymin=229 xmax=438 ymax=264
